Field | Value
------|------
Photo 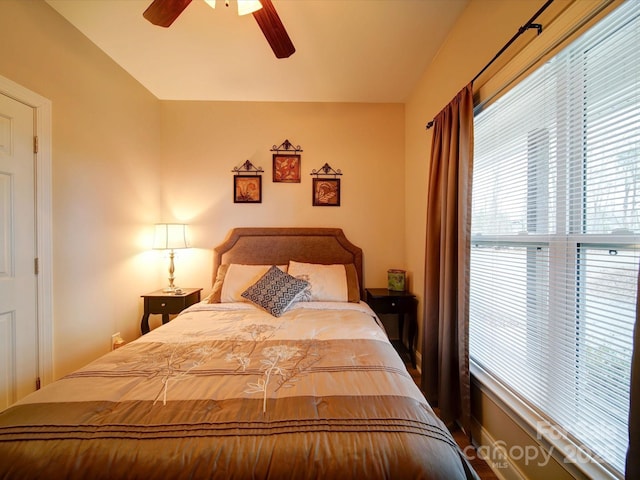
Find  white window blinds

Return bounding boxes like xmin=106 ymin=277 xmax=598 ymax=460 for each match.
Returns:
xmin=470 ymin=1 xmax=639 ymax=478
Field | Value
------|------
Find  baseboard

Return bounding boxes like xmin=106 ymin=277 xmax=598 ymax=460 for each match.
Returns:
xmin=470 ymin=420 xmax=528 ymax=480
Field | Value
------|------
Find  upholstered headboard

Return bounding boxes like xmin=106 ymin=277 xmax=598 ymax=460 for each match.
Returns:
xmin=213 ymin=228 xmax=364 ymax=296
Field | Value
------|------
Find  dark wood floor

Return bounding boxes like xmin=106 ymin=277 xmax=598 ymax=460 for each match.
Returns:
xmin=405 ymin=362 xmax=499 ymax=480
xmin=448 ymin=425 xmax=500 ymax=480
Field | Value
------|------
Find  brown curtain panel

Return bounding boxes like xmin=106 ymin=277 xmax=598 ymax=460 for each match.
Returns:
xmin=626 ymin=265 xmax=640 ymax=480
xmin=422 ymin=83 xmax=474 ymax=434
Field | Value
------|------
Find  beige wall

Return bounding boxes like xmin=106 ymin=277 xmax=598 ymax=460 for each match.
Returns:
xmin=0 ymin=0 xmax=162 ymax=377
xmin=158 ymin=100 xmax=406 ymax=293
xmin=0 ymin=1 xmax=406 ymax=377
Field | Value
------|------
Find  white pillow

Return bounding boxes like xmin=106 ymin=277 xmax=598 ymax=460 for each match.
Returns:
xmin=287 ymin=261 xmax=348 ymax=302
xmin=221 ymin=264 xmax=287 ymax=303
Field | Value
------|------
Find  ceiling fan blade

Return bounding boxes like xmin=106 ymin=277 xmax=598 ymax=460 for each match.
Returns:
xmin=252 ymin=0 xmax=295 ymax=59
xmin=143 ymin=0 xmax=192 ymax=27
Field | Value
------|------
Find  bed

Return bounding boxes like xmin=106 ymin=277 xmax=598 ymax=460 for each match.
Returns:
xmin=0 ymin=228 xmax=478 ymax=479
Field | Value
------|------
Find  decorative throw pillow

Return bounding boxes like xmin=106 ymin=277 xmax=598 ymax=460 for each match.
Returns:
xmin=220 ymin=264 xmax=287 ymax=303
xmin=241 ymin=265 xmax=310 ymax=317
xmin=207 ymin=264 xmax=230 ymax=303
xmin=344 ymin=263 xmax=361 ymax=303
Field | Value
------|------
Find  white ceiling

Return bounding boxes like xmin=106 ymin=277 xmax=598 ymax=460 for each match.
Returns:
xmin=45 ymin=0 xmax=469 ymax=103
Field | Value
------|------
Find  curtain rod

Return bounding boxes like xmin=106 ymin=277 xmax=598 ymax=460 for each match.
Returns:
xmin=425 ymin=0 xmax=554 ymax=130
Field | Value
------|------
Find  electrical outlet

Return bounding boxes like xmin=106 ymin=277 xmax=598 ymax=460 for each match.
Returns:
xmin=111 ymin=332 xmax=122 ymax=351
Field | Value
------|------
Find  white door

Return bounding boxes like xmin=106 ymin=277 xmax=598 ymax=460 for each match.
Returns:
xmin=0 ymin=93 xmax=38 ymax=410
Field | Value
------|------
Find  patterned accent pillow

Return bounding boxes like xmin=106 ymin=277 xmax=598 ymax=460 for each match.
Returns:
xmin=241 ymin=265 xmax=310 ymax=317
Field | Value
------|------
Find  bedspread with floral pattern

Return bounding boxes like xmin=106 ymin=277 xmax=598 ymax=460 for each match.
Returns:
xmin=0 ymin=301 xmax=479 ymax=480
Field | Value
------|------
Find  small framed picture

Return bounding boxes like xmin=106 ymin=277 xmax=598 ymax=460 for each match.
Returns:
xmin=234 ymin=175 xmax=262 ymax=203
xmin=312 ymin=178 xmax=341 ymax=206
xmin=273 ymin=154 xmax=301 ymax=183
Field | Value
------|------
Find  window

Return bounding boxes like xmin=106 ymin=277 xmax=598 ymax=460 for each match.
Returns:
xmin=470 ymin=2 xmax=639 ymax=478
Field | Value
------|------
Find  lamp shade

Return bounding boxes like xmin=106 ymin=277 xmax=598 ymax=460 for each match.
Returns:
xmin=204 ymin=0 xmax=263 ymax=16
xmin=153 ymin=223 xmax=189 ymax=250
xmin=237 ymin=0 xmax=262 ymax=15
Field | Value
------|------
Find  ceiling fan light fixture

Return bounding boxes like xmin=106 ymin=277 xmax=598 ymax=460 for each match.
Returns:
xmin=144 ymin=0 xmax=291 ymax=58
xmin=203 ymin=0 xmax=262 ymax=16
xmin=237 ymin=0 xmax=263 ymax=16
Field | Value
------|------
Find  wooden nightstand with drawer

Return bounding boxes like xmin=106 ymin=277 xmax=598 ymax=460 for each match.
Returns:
xmin=365 ymin=288 xmax=417 ymax=367
xmin=140 ymin=288 xmax=202 ymax=334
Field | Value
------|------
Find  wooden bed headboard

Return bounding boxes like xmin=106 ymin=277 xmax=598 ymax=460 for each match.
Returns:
xmin=213 ymin=228 xmax=363 ymax=295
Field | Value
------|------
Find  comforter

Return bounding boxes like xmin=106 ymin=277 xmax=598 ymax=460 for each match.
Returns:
xmin=0 ymin=301 xmax=478 ymax=479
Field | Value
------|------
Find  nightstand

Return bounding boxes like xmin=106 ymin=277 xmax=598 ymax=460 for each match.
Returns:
xmin=140 ymin=288 xmax=203 ymax=334
xmin=365 ymin=288 xmax=417 ymax=367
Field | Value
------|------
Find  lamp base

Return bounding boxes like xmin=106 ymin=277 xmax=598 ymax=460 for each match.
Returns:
xmin=163 ymin=286 xmax=183 ymax=294
xmin=164 ymin=249 xmax=177 ymax=293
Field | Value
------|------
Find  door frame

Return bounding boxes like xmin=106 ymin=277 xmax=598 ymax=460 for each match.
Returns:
xmin=0 ymin=75 xmax=53 ymax=386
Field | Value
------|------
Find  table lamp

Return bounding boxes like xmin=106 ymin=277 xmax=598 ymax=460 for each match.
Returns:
xmin=153 ymin=223 xmax=189 ymax=292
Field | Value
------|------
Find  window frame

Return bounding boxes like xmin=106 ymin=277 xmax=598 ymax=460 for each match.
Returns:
xmin=469 ymin=2 xmax=639 ymax=478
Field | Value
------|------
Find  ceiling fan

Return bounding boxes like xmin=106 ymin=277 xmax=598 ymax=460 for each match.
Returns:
xmin=143 ymin=0 xmax=296 ymax=59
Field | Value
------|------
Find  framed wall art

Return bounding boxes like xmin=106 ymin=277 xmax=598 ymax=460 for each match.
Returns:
xmin=273 ymin=154 xmax=301 ymax=183
xmin=312 ymin=178 xmax=341 ymax=206
xmin=271 ymin=139 xmax=303 ymax=183
xmin=310 ymin=162 xmax=342 ymax=207
xmin=232 ymin=159 xmax=263 ymax=204
xmin=234 ymin=175 xmax=262 ymax=203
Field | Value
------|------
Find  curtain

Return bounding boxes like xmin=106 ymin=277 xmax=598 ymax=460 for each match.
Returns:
xmin=627 ymin=265 xmax=640 ymax=480
xmin=421 ymin=83 xmax=474 ymax=434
